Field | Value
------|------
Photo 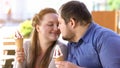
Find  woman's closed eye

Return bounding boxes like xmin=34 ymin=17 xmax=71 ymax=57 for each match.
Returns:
xmin=47 ymin=23 xmax=53 ymax=26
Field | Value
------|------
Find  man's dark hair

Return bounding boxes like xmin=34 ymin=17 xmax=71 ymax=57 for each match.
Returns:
xmin=59 ymin=1 xmax=92 ymax=25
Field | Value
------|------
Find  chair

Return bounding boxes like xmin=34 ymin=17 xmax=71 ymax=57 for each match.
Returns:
xmin=1 ymin=39 xmax=15 ymax=68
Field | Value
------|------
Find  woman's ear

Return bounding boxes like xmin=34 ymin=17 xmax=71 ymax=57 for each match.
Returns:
xmin=35 ymin=24 xmax=40 ymax=32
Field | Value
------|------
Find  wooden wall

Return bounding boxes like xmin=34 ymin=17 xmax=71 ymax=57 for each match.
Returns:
xmin=92 ymin=11 xmax=120 ymax=33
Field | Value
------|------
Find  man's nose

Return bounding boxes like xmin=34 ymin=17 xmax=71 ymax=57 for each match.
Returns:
xmin=58 ymin=24 xmax=60 ymax=29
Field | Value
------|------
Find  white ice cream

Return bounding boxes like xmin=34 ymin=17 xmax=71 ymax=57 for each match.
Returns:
xmin=53 ymin=45 xmax=63 ymax=58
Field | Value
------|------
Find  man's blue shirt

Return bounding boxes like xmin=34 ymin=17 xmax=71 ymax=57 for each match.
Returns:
xmin=67 ymin=22 xmax=120 ymax=68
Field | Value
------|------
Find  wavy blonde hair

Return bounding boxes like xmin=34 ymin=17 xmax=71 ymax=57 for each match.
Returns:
xmin=27 ymin=8 xmax=57 ymax=68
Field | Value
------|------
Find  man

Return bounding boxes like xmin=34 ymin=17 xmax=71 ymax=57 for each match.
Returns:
xmin=56 ymin=1 xmax=120 ymax=68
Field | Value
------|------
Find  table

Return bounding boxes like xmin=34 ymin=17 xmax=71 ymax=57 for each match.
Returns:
xmin=0 ymin=45 xmax=16 ymax=67
xmin=1 ymin=45 xmax=16 ymax=50
xmin=0 ymin=55 xmax=15 ymax=60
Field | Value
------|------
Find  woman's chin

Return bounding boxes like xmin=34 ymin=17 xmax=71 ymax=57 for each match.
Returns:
xmin=50 ymin=36 xmax=59 ymax=41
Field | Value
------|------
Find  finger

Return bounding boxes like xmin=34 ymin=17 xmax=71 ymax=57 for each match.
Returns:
xmin=17 ymin=57 xmax=24 ymax=63
xmin=15 ymin=48 xmax=24 ymax=52
xmin=16 ymin=51 xmax=24 ymax=56
xmin=56 ymin=65 xmax=59 ymax=68
xmin=16 ymin=53 xmax=25 ymax=58
xmin=55 ymin=61 xmax=60 ymax=68
xmin=15 ymin=52 xmax=25 ymax=59
xmin=55 ymin=61 xmax=65 ymax=68
xmin=19 ymin=59 xmax=24 ymax=63
xmin=16 ymin=55 xmax=24 ymax=60
xmin=15 ymin=52 xmax=25 ymax=62
xmin=17 ymin=52 xmax=24 ymax=56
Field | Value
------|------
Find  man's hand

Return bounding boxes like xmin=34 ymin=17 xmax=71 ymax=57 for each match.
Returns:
xmin=55 ymin=61 xmax=84 ymax=68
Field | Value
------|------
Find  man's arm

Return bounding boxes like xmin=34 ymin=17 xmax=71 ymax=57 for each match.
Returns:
xmin=99 ymin=36 xmax=120 ymax=68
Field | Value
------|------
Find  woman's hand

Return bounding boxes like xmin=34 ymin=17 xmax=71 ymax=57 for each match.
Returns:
xmin=15 ymin=48 xmax=25 ymax=63
xmin=14 ymin=30 xmax=24 ymax=63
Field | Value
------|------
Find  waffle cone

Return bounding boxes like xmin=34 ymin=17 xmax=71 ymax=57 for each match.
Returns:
xmin=15 ymin=38 xmax=23 ymax=51
xmin=54 ymin=56 xmax=64 ymax=61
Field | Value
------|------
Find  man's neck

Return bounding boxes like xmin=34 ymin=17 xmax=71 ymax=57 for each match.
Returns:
xmin=73 ymin=23 xmax=90 ymax=42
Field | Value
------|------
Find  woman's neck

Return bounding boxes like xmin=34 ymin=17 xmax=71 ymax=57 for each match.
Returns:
xmin=40 ymin=40 xmax=54 ymax=55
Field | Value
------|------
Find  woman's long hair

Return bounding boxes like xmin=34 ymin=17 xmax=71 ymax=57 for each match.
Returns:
xmin=26 ymin=8 xmax=57 ymax=68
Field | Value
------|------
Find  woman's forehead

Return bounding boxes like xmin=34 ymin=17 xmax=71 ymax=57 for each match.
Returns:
xmin=40 ymin=14 xmax=58 ymax=24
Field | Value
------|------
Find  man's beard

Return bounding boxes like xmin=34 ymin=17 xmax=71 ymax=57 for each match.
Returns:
xmin=62 ymin=36 xmax=68 ymax=40
xmin=62 ymin=36 xmax=72 ymax=42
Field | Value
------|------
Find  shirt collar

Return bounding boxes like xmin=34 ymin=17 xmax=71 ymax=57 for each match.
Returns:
xmin=82 ymin=22 xmax=95 ymax=43
xmin=69 ymin=39 xmax=83 ymax=47
xmin=69 ymin=22 xmax=96 ymax=47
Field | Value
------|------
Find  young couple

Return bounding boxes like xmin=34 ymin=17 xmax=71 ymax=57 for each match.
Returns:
xmin=14 ymin=1 xmax=120 ymax=68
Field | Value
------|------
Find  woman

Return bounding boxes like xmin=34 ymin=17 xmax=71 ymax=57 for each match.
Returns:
xmin=13 ymin=8 xmax=67 ymax=68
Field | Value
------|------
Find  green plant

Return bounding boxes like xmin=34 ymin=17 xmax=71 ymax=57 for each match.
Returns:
xmin=19 ymin=20 xmax=33 ymax=38
xmin=107 ymin=0 xmax=120 ymax=10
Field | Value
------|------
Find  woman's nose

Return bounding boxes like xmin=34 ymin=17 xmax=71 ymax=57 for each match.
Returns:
xmin=53 ymin=25 xmax=60 ymax=33
xmin=54 ymin=25 xmax=59 ymax=31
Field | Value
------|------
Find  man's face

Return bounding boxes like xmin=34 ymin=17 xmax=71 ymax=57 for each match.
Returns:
xmin=58 ymin=16 xmax=74 ymax=41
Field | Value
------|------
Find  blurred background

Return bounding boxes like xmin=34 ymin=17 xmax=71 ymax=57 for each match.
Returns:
xmin=0 ymin=0 xmax=120 ymax=39
xmin=0 ymin=0 xmax=120 ymax=68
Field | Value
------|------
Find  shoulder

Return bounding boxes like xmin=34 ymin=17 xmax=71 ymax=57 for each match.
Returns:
xmin=56 ymin=40 xmax=68 ymax=51
xmin=23 ymin=39 xmax=31 ymax=56
xmin=23 ymin=39 xmax=31 ymax=49
xmin=92 ymin=23 xmax=119 ymax=41
xmin=93 ymin=23 xmax=117 ymax=36
xmin=93 ymin=24 xmax=120 ymax=52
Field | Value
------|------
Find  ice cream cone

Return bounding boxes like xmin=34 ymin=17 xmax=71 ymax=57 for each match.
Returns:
xmin=54 ymin=56 xmax=64 ymax=61
xmin=53 ymin=45 xmax=64 ymax=61
xmin=15 ymin=38 xmax=23 ymax=51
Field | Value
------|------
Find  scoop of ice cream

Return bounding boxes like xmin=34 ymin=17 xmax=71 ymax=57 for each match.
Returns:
xmin=53 ymin=45 xmax=63 ymax=59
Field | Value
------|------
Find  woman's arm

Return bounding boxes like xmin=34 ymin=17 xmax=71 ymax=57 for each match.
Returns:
xmin=13 ymin=31 xmax=29 ymax=68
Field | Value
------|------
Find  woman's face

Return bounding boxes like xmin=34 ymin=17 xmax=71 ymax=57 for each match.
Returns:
xmin=37 ymin=13 xmax=60 ymax=41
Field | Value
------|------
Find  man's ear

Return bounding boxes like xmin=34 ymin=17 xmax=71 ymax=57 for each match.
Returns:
xmin=36 ymin=24 xmax=40 ymax=32
xmin=69 ymin=18 xmax=76 ymax=28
